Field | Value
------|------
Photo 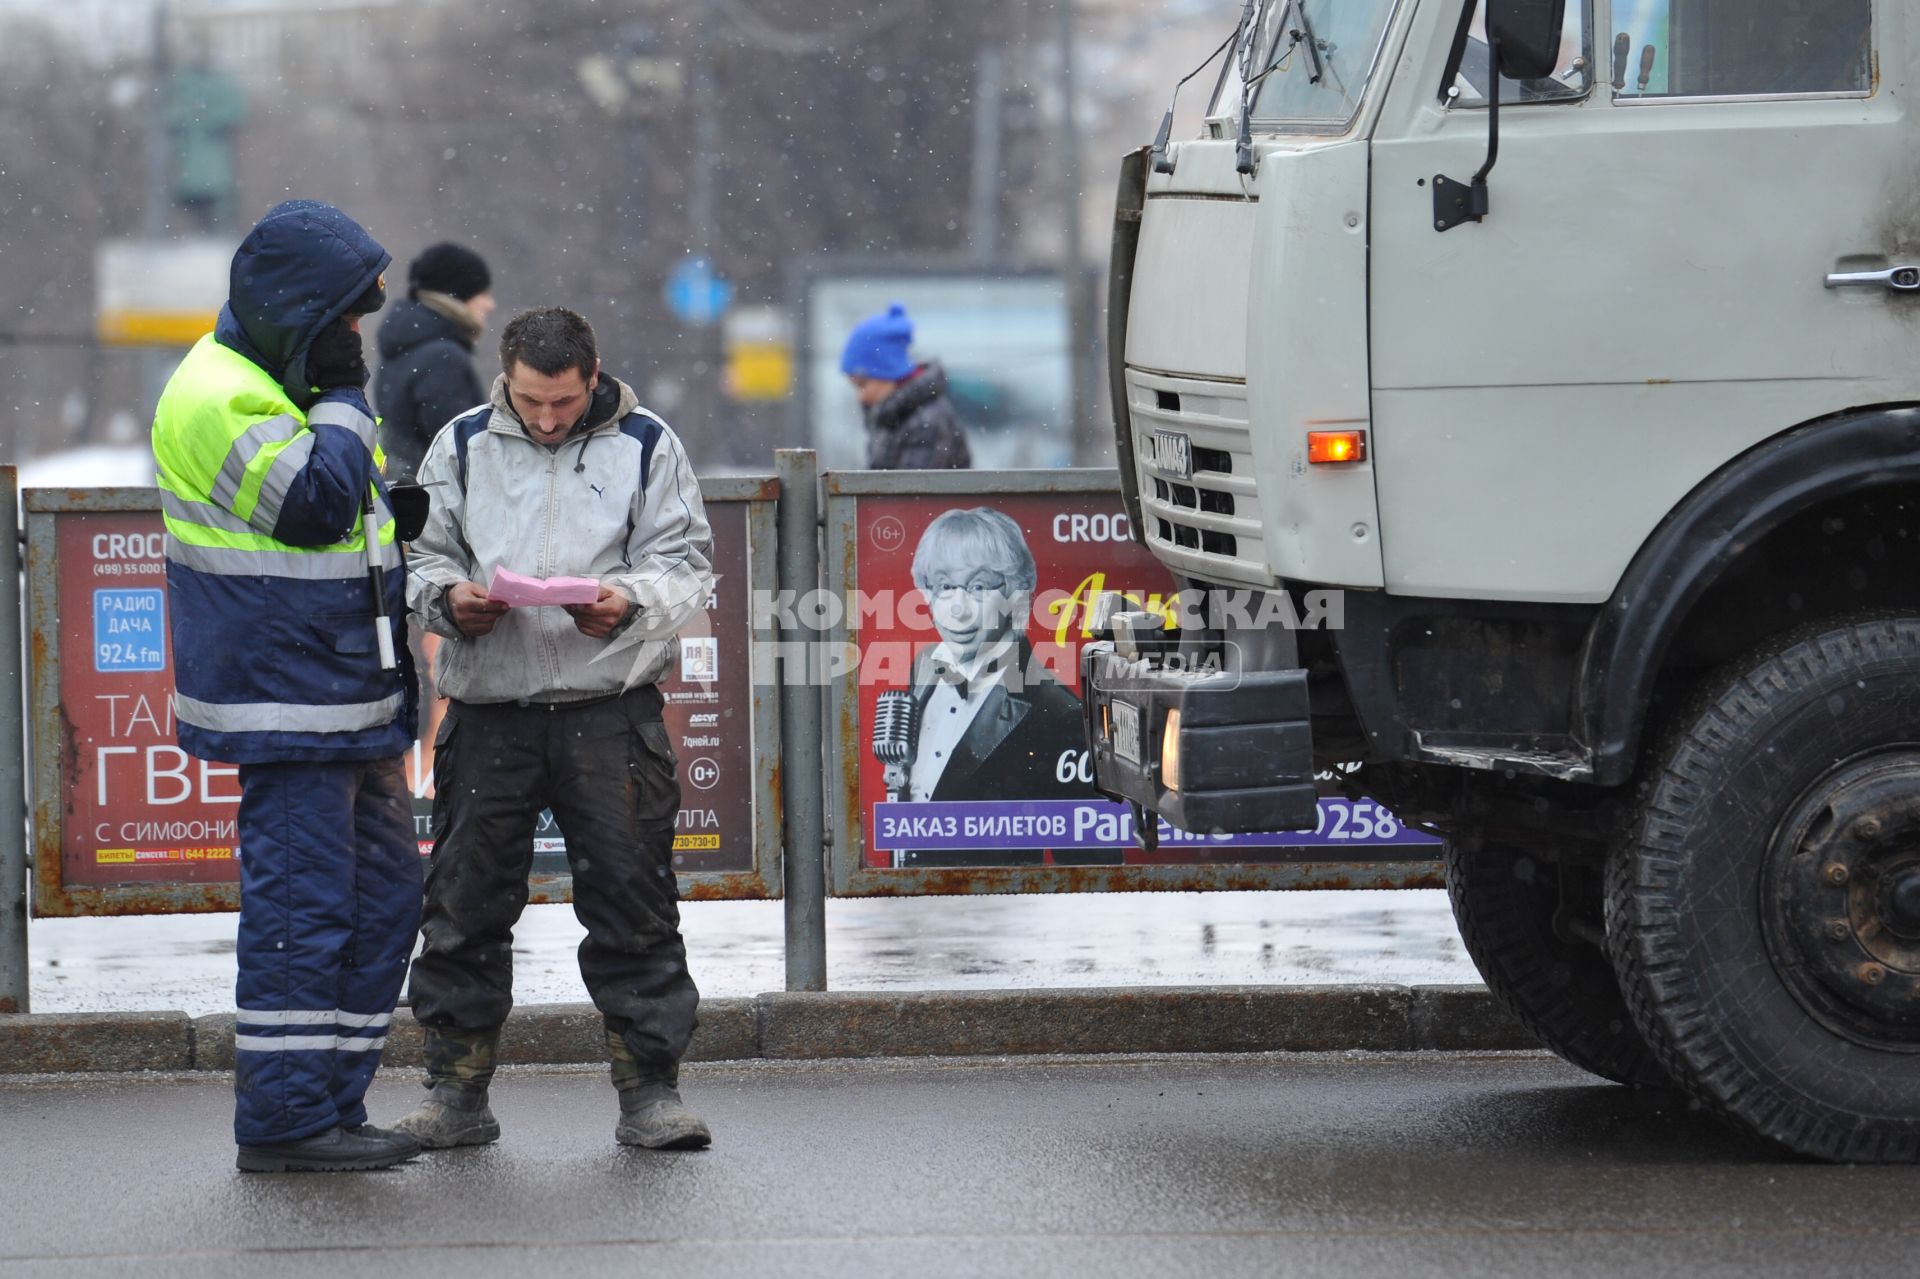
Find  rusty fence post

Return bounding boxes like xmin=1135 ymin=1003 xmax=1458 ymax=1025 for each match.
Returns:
xmin=0 ymin=466 xmax=27 ymax=1013
xmin=776 ymin=449 xmax=827 ymax=992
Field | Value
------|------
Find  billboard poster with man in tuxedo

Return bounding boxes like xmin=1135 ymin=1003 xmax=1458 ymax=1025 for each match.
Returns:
xmin=851 ymin=492 xmax=1439 ymax=868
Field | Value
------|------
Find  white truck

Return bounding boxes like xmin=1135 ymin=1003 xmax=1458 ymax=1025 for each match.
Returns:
xmin=1080 ymin=0 xmax=1914 ymax=1160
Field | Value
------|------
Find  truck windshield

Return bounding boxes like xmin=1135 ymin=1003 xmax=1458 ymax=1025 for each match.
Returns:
xmin=1209 ymin=0 xmax=1403 ymax=130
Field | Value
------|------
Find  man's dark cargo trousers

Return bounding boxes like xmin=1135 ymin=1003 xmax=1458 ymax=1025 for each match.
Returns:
xmin=407 ymin=685 xmax=697 ymax=1090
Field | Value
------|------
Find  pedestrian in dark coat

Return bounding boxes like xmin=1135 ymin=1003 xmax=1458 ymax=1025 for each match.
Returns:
xmin=841 ymin=303 xmax=972 ymax=470
xmin=373 ymin=242 xmax=494 ymax=481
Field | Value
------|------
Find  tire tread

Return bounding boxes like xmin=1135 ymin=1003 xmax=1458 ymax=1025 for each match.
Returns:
xmin=1607 ymin=616 xmax=1920 ymax=1163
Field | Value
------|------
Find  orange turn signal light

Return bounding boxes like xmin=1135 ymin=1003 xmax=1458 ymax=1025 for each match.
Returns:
xmin=1307 ymin=429 xmax=1367 ymax=465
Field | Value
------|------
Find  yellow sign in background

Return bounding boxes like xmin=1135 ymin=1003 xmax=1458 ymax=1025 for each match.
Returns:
xmin=94 ymin=238 xmax=231 ymax=348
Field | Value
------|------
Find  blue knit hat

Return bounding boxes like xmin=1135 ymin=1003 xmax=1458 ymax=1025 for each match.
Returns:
xmin=840 ymin=303 xmax=916 ymax=382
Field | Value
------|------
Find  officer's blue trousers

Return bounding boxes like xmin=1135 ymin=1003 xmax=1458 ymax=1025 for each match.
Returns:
xmin=232 ymin=757 xmax=422 ymax=1147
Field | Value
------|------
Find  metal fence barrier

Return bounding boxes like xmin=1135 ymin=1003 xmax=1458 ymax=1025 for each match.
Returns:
xmin=1 ymin=456 xmax=1441 ymax=1011
xmin=1 ymin=467 xmax=25 ymax=1013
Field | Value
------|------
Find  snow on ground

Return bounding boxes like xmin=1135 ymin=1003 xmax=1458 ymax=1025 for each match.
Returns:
xmin=24 ymin=889 xmax=1471 ymax=1015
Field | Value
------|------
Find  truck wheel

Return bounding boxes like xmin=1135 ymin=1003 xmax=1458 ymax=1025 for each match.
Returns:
xmin=1608 ymin=617 xmax=1920 ymax=1162
xmin=1445 ymin=839 xmax=1668 ymax=1086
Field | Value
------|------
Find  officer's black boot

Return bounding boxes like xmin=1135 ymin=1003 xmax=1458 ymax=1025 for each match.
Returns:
xmin=236 ymin=1125 xmax=420 ymax=1173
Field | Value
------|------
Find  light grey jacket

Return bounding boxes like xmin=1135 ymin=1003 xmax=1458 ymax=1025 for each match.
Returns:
xmin=406 ymin=373 xmax=715 ymax=704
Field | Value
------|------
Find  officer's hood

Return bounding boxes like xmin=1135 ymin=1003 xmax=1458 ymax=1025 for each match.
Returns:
xmin=215 ymin=200 xmax=391 ymax=408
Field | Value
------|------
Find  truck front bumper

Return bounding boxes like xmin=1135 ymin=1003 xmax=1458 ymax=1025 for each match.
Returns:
xmin=1079 ymin=642 xmax=1320 ymax=834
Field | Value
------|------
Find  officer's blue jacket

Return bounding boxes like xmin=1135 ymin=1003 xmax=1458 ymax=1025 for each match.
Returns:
xmin=151 ymin=200 xmax=415 ymax=764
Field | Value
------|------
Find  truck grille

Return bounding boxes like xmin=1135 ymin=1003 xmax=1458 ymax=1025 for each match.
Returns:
xmin=1127 ymin=369 xmax=1269 ymax=584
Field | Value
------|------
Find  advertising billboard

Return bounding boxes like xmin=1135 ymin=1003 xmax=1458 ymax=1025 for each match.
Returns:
xmin=804 ymin=272 xmax=1075 ymax=472
xmin=48 ymin=511 xmax=242 ymax=893
xmin=826 ymin=474 xmax=1440 ymax=888
xmin=26 ymin=484 xmax=779 ymax=916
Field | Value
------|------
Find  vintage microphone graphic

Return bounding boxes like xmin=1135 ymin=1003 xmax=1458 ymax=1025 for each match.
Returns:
xmin=872 ymin=689 xmax=922 ymax=802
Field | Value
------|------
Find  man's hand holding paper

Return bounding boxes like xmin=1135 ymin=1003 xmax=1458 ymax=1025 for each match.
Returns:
xmin=563 ymin=583 xmax=635 ymax=639
xmin=448 ymin=580 xmax=511 ymax=637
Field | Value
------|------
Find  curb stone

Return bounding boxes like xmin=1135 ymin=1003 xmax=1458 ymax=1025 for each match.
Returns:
xmin=0 ymin=985 xmax=1536 ymax=1076
xmin=188 ymin=999 xmax=761 ymax=1074
xmin=755 ymin=985 xmax=1418 ymax=1059
xmin=0 ymin=1011 xmax=194 ymax=1074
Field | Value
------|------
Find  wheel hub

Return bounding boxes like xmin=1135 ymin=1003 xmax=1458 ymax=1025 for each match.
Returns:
xmin=1765 ymin=751 xmax=1920 ymax=1051
xmin=1887 ymin=868 xmax=1920 ymax=937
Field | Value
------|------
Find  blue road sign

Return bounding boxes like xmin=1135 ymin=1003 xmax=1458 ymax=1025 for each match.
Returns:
xmin=664 ymin=256 xmax=734 ymax=327
xmin=93 ymin=588 xmax=166 ymax=673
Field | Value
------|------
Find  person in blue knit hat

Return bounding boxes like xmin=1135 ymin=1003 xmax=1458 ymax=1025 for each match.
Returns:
xmin=840 ymin=303 xmax=971 ymax=470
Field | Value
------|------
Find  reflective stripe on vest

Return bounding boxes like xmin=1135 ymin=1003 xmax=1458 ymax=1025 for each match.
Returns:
xmin=305 ymin=399 xmax=377 ymax=449
xmin=248 ymin=432 xmax=319 ymax=531
xmin=154 ymin=336 xmax=397 ymax=572
xmin=164 ymin=530 xmax=399 ymax=579
xmin=173 ymin=690 xmax=404 ymax=734
xmin=161 ymin=489 xmax=255 ymax=536
xmin=164 ymin=487 xmax=399 ymax=544
xmin=208 ymin=414 xmax=304 ymax=513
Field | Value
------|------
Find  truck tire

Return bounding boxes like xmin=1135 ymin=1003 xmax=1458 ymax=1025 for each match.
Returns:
xmin=1445 ymin=839 xmax=1668 ymax=1087
xmin=1608 ymin=617 xmax=1920 ymax=1163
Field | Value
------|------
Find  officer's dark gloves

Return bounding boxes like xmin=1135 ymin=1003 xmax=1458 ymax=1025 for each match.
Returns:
xmin=388 ymin=483 xmax=431 ymax=542
xmin=307 ymin=319 xmax=369 ymax=392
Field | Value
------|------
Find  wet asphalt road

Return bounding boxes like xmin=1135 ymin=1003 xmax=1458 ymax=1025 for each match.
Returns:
xmin=2 ymin=1052 xmax=1917 ymax=1279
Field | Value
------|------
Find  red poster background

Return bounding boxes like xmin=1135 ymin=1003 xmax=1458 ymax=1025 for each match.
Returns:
xmin=51 ymin=504 xmax=758 ymax=893
xmin=854 ymin=492 xmax=1175 ymax=867
xmin=56 ymin=513 xmax=242 ymax=887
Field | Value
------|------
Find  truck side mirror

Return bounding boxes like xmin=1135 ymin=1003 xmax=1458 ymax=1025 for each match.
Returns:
xmin=1433 ymin=0 xmax=1566 ymax=232
xmin=1487 ymin=0 xmax=1568 ymax=81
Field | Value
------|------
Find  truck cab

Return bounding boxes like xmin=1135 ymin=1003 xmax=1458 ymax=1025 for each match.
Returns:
xmin=1082 ymin=0 xmax=1920 ymax=1161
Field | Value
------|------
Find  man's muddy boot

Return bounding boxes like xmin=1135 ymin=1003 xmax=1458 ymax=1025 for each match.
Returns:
xmin=615 ymin=1082 xmax=711 ymax=1150
xmin=393 ymin=1084 xmax=500 ymax=1149
xmin=396 ymin=1025 xmax=502 ymax=1148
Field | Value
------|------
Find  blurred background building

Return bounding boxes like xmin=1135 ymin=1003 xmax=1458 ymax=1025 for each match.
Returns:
xmin=0 ymin=0 xmax=1228 ymax=478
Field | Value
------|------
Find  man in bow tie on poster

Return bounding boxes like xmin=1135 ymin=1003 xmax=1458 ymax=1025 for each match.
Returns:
xmin=880 ymin=506 xmax=1087 ymax=867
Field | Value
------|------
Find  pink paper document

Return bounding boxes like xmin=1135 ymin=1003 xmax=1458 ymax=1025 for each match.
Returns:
xmin=486 ymin=567 xmax=602 ymax=607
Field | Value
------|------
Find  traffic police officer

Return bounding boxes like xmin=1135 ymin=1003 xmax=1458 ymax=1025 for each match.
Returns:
xmin=151 ymin=200 xmax=424 ymax=1172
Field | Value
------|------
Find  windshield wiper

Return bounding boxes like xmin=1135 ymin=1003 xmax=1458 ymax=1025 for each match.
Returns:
xmin=1289 ymin=2 xmax=1356 ymax=108
xmin=1289 ymin=0 xmax=1327 ymax=86
xmin=1231 ymin=0 xmax=1276 ymax=173
xmin=1234 ymin=0 xmax=1312 ymax=172
xmin=1235 ymin=0 xmax=1355 ymax=166
xmin=1245 ymin=0 xmax=1337 ymax=95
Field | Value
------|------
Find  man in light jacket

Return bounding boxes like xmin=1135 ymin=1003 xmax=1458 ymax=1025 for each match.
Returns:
xmin=398 ymin=306 xmax=716 ymax=1152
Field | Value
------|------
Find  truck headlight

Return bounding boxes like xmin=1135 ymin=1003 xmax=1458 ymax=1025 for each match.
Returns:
xmin=1161 ymin=708 xmax=1182 ymax=791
